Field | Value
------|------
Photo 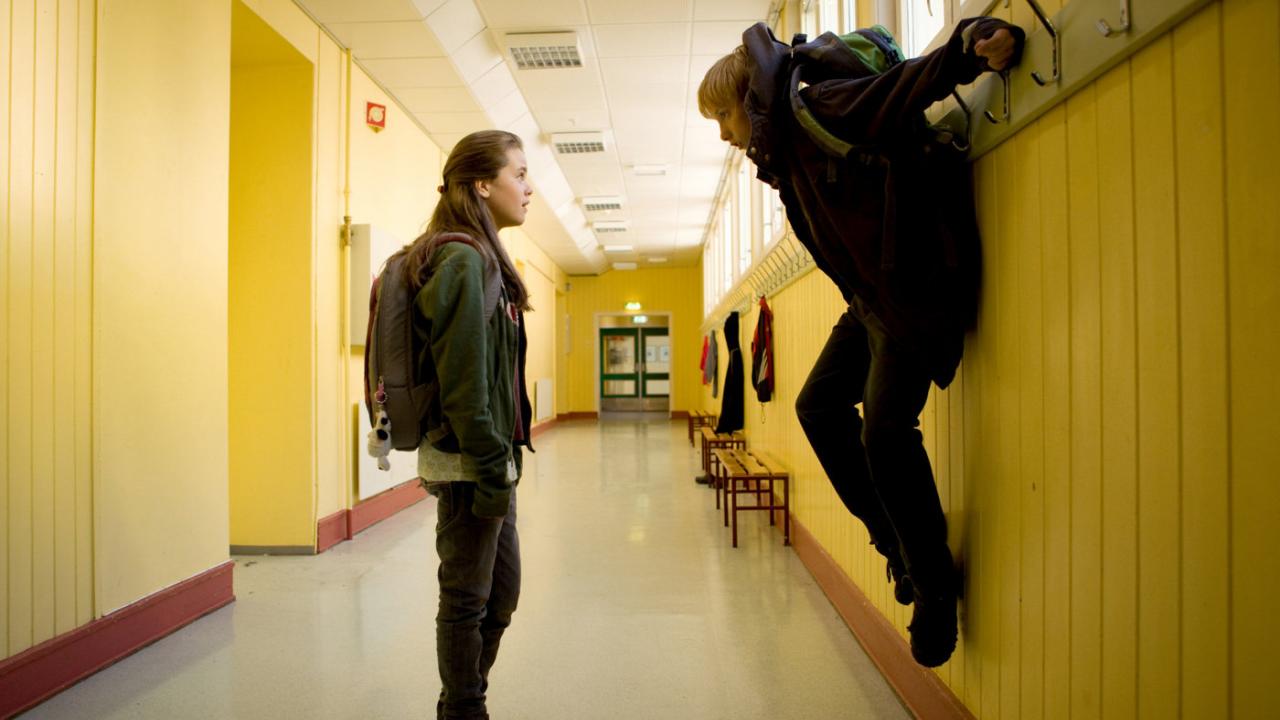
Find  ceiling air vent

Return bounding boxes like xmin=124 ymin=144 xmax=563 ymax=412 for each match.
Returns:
xmin=581 ymin=195 xmax=624 ymax=213
xmin=593 ymin=220 xmax=629 ymax=233
xmin=506 ymin=32 xmax=583 ymax=69
xmin=551 ymin=131 xmax=607 ymax=154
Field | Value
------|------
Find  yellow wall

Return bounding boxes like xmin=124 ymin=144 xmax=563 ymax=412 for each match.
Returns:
xmin=93 ymin=0 xmax=232 ymax=614
xmin=564 ymin=266 xmax=702 ymax=414
xmin=228 ymin=2 xmax=316 ymax=548
xmin=2 ymin=0 xmax=96 ymax=657
xmin=709 ymin=1 xmax=1280 ymax=718
xmin=501 ymin=227 xmax=566 ymax=423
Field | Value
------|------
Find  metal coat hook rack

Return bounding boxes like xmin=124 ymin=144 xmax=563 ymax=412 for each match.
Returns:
xmin=983 ymin=71 xmax=1010 ymax=124
xmin=1025 ymin=0 xmax=1061 ymax=86
xmin=1097 ymin=0 xmax=1131 ymax=36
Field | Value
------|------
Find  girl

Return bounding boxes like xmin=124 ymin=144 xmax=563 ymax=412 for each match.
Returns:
xmin=394 ymin=130 xmax=533 ymax=720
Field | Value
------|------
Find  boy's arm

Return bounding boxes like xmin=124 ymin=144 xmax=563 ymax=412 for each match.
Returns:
xmin=800 ymin=17 xmax=1024 ymax=145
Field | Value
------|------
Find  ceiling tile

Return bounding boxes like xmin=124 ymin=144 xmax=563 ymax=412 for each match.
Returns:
xmin=327 ymin=21 xmax=446 ymax=58
xmin=425 ymin=0 xmax=486 ymax=53
xmin=414 ymin=110 xmax=493 ymax=133
xmin=592 ymin=23 xmax=691 ymax=57
xmin=471 ymin=62 xmax=520 ymax=107
xmin=598 ymin=55 xmax=687 ymax=86
xmin=392 ymin=86 xmax=482 ymax=113
xmin=693 ymin=0 xmax=772 ymax=22
xmin=690 ymin=21 xmax=750 ymax=55
xmin=586 ymin=0 xmax=692 ymax=24
xmin=452 ymin=29 xmax=504 ymax=83
xmin=361 ymin=57 xmax=462 ymax=87
xmin=474 ymin=0 xmax=590 ymax=28
xmin=297 ymin=0 xmax=425 ymax=23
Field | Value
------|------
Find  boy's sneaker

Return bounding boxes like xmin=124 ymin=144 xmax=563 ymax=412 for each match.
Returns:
xmin=907 ymin=588 xmax=958 ymax=668
xmin=886 ymin=557 xmax=914 ymax=606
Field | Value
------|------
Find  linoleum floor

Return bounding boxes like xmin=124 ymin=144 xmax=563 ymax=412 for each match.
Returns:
xmin=22 ymin=418 xmax=910 ymax=720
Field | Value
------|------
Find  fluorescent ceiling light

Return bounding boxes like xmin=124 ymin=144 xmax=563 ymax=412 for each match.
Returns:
xmin=631 ymin=164 xmax=668 ymax=176
xmin=647 ymin=257 xmax=668 ymax=263
xmin=613 ymin=262 xmax=638 ymax=270
xmin=505 ymin=32 xmax=583 ymax=69
xmin=602 ymin=244 xmax=633 ymax=252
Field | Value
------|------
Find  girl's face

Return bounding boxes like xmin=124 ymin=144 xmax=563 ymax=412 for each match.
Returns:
xmin=477 ymin=147 xmax=532 ymax=230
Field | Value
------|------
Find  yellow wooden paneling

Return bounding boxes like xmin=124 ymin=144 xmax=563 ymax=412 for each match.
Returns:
xmin=1065 ymin=83 xmax=1103 ymax=720
xmin=53 ymin=0 xmax=81 ymax=638
xmin=32 ymin=0 xmax=58 ymax=648
xmin=995 ymin=138 xmax=1021 ymax=720
xmin=8 ymin=0 xmax=37 ymax=658
xmin=1131 ymin=35 xmax=1182 ymax=720
xmin=1015 ymin=119 xmax=1045 ymax=720
xmin=1037 ymin=104 xmax=1071 ymax=720
xmin=74 ymin=0 xmax=95 ymax=629
xmin=1223 ymin=0 xmax=1280 ymax=717
xmin=1172 ymin=5 xmax=1230 ymax=717
xmin=0 ymin=0 xmax=12 ymax=658
xmin=1095 ymin=57 xmax=1139 ymax=720
xmin=2 ymin=0 xmax=94 ymax=658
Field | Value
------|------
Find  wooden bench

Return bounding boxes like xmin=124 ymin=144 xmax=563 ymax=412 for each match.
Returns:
xmin=687 ymin=410 xmax=717 ymax=446
xmin=699 ymin=426 xmax=744 ymax=486
xmin=710 ymin=448 xmax=790 ymax=548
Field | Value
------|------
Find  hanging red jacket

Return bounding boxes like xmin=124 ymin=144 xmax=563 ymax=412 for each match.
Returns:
xmin=751 ymin=296 xmax=774 ymax=402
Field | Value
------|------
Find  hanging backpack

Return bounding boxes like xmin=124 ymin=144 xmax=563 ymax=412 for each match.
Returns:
xmin=363 ymin=233 xmax=503 ymax=461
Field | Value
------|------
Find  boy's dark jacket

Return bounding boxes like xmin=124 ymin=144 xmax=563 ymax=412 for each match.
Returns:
xmin=741 ymin=17 xmax=1023 ymax=387
xmin=413 ymin=241 xmax=532 ymax=517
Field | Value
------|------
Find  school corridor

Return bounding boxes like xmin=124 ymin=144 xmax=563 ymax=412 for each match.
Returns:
xmin=18 ymin=418 xmax=910 ymax=719
xmin=3 ymin=0 xmax=1279 ymax=718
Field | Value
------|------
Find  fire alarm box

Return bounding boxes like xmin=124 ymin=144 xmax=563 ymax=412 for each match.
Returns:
xmin=366 ymin=102 xmax=386 ymax=132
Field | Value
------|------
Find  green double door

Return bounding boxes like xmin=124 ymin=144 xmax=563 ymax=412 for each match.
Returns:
xmin=600 ymin=327 xmax=670 ymax=412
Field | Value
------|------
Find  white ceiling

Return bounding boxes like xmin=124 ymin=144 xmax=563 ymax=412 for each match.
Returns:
xmin=294 ymin=0 xmax=772 ymax=274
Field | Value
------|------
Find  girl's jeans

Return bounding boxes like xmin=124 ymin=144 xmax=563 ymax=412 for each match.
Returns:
xmin=429 ymin=482 xmax=520 ymax=720
xmin=795 ymin=304 xmax=954 ymax=597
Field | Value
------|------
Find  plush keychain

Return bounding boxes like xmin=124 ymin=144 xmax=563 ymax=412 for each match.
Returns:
xmin=367 ymin=382 xmax=393 ymax=471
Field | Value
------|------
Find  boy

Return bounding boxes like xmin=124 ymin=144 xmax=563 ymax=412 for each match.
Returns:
xmin=698 ymin=17 xmax=1023 ymax=667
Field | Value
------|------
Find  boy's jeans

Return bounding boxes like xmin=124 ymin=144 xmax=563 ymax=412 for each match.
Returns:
xmin=795 ymin=304 xmax=953 ymax=596
xmin=429 ymin=481 xmax=520 ymax=720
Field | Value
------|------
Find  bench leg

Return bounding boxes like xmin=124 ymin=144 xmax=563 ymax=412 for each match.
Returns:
xmin=731 ymin=478 xmax=739 ymax=548
xmin=783 ymin=476 xmax=790 ymax=546
xmin=767 ymin=478 xmax=775 ymax=526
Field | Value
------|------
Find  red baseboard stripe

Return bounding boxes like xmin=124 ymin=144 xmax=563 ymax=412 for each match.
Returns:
xmin=349 ymin=479 xmax=429 ymax=537
xmin=530 ymin=418 xmax=557 ymax=439
xmin=316 ymin=508 xmax=351 ymax=553
xmin=0 ymin=561 xmax=235 ymax=719
xmin=790 ymin=517 xmax=973 ymax=720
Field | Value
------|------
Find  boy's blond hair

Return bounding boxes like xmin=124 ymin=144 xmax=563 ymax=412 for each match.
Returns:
xmin=697 ymin=45 xmax=750 ymax=118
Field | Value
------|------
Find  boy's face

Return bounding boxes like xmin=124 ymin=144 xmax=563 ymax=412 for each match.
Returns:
xmin=712 ymin=101 xmax=751 ymax=151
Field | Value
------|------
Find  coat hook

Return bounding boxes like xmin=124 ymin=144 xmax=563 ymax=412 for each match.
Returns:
xmin=950 ymin=91 xmax=972 ymax=152
xmin=1097 ymin=0 xmax=1131 ymax=36
xmin=1026 ymin=0 xmax=1061 ymax=86
xmin=984 ymin=71 xmax=1010 ymax=124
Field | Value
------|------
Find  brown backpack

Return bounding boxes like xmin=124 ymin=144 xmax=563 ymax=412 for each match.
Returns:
xmin=364 ymin=233 xmax=502 ymax=452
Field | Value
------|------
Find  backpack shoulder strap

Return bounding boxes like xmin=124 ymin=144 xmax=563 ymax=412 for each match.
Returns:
xmin=428 ymin=233 xmax=504 ymax=320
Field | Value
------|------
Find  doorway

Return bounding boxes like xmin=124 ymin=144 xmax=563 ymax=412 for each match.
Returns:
xmin=599 ymin=315 xmax=670 ymax=413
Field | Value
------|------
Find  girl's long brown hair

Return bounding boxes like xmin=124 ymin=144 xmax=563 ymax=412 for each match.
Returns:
xmin=396 ymin=130 xmax=531 ymax=311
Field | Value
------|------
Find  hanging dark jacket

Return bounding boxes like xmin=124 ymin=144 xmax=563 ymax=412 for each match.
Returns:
xmin=715 ymin=312 xmax=745 ymax=434
xmin=739 ymin=17 xmax=1023 ymax=388
xmin=751 ymin=296 xmax=774 ymax=403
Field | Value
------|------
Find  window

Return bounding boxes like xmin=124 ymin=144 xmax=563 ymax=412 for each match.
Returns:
xmin=842 ymin=0 xmax=858 ymax=32
xmin=821 ymin=0 xmax=839 ymax=32
xmin=737 ymin=161 xmax=752 ymax=276
xmin=801 ymin=0 xmax=818 ymax=38
xmin=900 ymin=0 xmax=946 ymax=56
xmin=720 ymin=202 xmax=733 ymax=294
xmin=762 ymin=185 xmax=784 ymax=249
